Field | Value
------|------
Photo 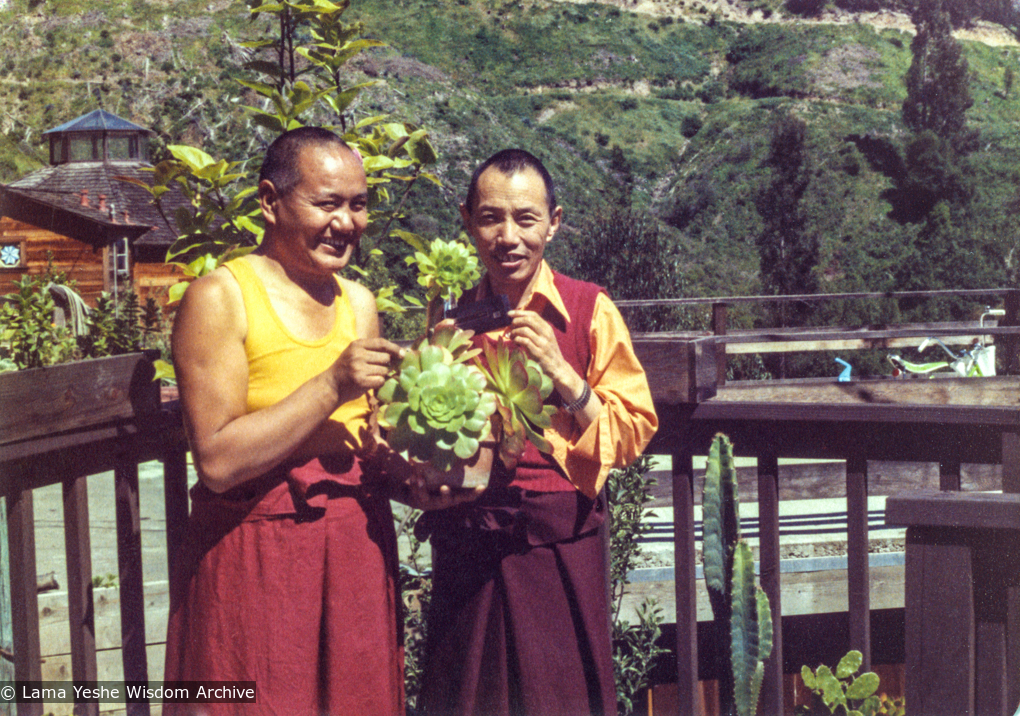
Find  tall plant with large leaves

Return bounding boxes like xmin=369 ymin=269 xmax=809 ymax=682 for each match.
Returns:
xmin=127 ymin=0 xmax=439 ymax=306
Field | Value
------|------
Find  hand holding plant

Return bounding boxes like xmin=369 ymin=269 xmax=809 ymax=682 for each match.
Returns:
xmin=376 ymin=236 xmax=556 ymax=482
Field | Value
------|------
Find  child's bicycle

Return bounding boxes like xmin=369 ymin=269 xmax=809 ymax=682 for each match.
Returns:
xmin=887 ymin=308 xmax=1003 ymax=378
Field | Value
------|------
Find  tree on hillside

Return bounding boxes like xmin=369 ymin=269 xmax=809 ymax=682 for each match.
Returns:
xmin=902 ymin=0 xmax=974 ymax=143
xmin=755 ymin=113 xmax=818 ymax=327
xmin=569 ymin=205 xmax=691 ymax=333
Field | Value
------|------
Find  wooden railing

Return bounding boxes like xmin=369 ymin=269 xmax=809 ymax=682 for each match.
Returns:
xmin=619 ymin=286 xmax=1020 ymax=383
xmin=0 ymin=352 xmax=188 ymax=716
xmin=630 ymin=287 xmax=1020 ymax=716
xmin=1 ymin=288 xmax=1018 ymax=716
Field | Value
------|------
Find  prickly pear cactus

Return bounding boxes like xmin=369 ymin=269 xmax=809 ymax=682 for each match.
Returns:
xmin=703 ymin=433 xmax=773 ymax=716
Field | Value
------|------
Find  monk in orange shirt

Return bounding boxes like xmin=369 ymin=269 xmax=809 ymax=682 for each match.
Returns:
xmin=418 ymin=149 xmax=659 ymax=716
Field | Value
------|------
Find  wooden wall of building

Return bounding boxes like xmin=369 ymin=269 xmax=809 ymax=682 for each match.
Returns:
xmin=0 ymin=216 xmax=185 ymax=309
xmin=135 ymin=259 xmax=186 ymax=307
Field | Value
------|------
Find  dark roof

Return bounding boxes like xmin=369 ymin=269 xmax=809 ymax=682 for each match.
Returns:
xmin=3 ymin=162 xmax=185 ymax=248
xmin=43 ymin=109 xmax=151 ymax=135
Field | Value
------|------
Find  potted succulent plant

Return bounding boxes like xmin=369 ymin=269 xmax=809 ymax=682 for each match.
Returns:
xmin=376 ymin=237 xmax=556 ymax=489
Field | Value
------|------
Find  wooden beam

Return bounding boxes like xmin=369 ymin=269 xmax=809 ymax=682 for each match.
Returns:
xmin=62 ymin=473 xmax=98 ymax=715
xmin=904 ymin=531 xmax=974 ymax=716
xmin=757 ymin=450 xmax=783 ymax=716
xmin=672 ymin=447 xmax=701 ymax=716
xmin=713 ymin=375 xmax=1020 ymax=406
xmin=0 ymin=353 xmax=158 ymax=447
xmin=114 ymin=459 xmax=149 ymax=716
xmin=6 ymin=463 xmax=42 ymax=716
xmin=846 ymin=455 xmax=870 ymax=671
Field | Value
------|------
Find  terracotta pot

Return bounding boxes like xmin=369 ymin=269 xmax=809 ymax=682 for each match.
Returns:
xmin=422 ymin=441 xmax=494 ymax=492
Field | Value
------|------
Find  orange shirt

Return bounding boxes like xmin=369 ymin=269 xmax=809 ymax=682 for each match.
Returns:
xmin=476 ymin=261 xmax=658 ymax=498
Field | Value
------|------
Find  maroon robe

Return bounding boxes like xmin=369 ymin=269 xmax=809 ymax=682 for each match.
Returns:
xmin=163 ymin=458 xmax=404 ymax=716
xmin=418 ymin=272 xmax=618 ymax=716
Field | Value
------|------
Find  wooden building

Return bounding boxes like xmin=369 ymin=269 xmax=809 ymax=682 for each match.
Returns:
xmin=0 ymin=109 xmax=186 ymax=307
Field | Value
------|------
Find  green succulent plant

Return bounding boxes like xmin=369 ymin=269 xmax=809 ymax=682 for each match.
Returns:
xmin=399 ymin=233 xmax=482 ymax=304
xmin=377 ymin=328 xmax=496 ymax=472
xmin=796 ymin=650 xmax=893 ymax=716
xmin=472 ymin=338 xmax=557 ymax=468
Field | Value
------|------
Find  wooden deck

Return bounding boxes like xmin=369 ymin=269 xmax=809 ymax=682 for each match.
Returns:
xmin=3 ymin=287 xmax=1019 ymax=716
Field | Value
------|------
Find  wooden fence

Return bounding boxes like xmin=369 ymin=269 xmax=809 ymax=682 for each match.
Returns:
xmin=0 ymin=352 xmax=187 ymax=716
xmin=1 ymin=287 xmax=1018 ymax=716
xmin=630 ymin=287 xmax=1020 ymax=715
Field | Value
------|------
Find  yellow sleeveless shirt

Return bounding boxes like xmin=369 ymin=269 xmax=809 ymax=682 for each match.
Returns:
xmin=223 ymin=257 xmax=371 ymax=462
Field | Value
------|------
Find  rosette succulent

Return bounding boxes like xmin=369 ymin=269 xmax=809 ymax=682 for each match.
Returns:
xmin=377 ymin=329 xmax=496 ymax=472
xmin=473 ymin=338 xmax=557 ymax=469
xmin=403 ymin=235 xmax=481 ymax=303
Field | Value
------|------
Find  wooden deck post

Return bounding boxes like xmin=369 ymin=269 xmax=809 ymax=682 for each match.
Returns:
xmin=1003 ymin=430 xmax=1020 ymax=495
xmin=5 ymin=462 xmax=42 ymax=716
xmin=114 ymin=457 xmax=149 ymax=716
xmin=62 ymin=472 xmax=98 ymax=716
xmin=845 ymin=455 xmax=870 ymax=670
xmin=712 ymin=302 xmax=728 ymax=386
xmin=757 ymin=450 xmax=783 ymax=716
xmin=672 ymin=446 xmax=701 ymax=716
xmin=0 ymin=487 xmax=12 ymax=716
xmin=162 ymin=433 xmax=189 ymax=591
xmin=888 ymin=493 xmax=1020 ymax=716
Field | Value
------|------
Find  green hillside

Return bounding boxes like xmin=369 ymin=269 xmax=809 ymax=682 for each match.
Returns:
xmin=2 ymin=0 xmax=1018 ymax=353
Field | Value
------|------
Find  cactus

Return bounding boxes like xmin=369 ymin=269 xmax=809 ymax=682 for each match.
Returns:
xmin=703 ymin=433 xmax=773 ymax=716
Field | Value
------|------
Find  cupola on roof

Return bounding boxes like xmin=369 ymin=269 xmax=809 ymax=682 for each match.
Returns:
xmin=43 ymin=109 xmax=150 ymax=135
xmin=44 ymin=109 xmax=151 ymax=165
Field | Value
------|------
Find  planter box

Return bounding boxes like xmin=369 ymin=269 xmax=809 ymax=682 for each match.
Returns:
xmin=0 ymin=352 xmax=159 ymax=448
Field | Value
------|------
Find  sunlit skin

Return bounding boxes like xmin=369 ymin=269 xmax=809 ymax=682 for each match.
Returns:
xmin=173 ymin=141 xmax=478 ymax=506
xmin=461 ymin=166 xmax=602 ymax=429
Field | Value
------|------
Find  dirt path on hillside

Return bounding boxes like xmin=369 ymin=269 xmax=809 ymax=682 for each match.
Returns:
xmin=547 ymin=0 xmax=1020 ymax=47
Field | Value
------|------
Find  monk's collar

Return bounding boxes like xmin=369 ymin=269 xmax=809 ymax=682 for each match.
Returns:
xmin=478 ymin=261 xmax=570 ymax=323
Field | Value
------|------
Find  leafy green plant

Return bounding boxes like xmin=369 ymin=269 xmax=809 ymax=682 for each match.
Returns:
xmin=0 ymin=272 xmax=78 ymax=370
xmin=703 ymin=433 xmax=774 ymax=716
xmin=401 ymin=232 xmax=481 ymax=306
xmin=606 ymin=453 xmax=668 ymax=715
xmin=124 ymin=0 xmax=441 ymax=306
xmin=796 ymin=651 xmax=904 ymax=716
xmin=0 ymin=261 xmax=172 ymax=373
xmin=91 ymin=573 xmax=118 ymax=588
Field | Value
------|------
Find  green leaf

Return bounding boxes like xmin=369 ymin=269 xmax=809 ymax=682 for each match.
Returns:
xmin=392 ymin=229 xmax=428 ymax=254
xmin=355 ymin=114 xmax=390 ymax=130
xmin=153 ymin=360 xmax=176 ymax=384
xmin=845 ymin=673 xmax=879 ymax=702
xmin=168 ymin=281 xmax=190 ymax=304
xmin=406 ymin=129 xmax=439 ymax=165
xmin=249 ymin=112 xmax=289 ymax=134
xmin=242 ymin=60 xmax=285 ymax=78
xmin=168 ymin=145 xmax=217 ymax=172
xmin=816 ymin=667 xmax=845 ymax=708
xmin=836 ymin=651 xmax=863 ymax=680
xmin=363 ymin=155 xmax=396 ymax=173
